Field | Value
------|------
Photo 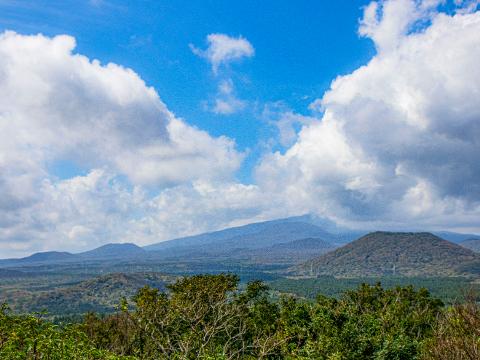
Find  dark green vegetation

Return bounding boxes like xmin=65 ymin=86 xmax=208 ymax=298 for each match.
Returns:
xmin=1 ymin=274 xmax=479 ymax=359
xmin=0 ymin=272 xmax=175 ymax=318
xmin=2 ymin=225 xmax=480 ymax=358
xmin=1 ymin=271 xmax=477 ymax=316
xmin=2 ymin=230 xmax=480 ymax=317
xmin=270 ymin=276 xmax=480 ymax=304
xmin=295 ymin=232 xmax=480 ymax=277
xmin=0 ymin=304 xmax=129 ymax=359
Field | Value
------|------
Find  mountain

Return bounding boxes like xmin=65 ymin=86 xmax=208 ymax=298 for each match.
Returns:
xmin=0 ymin=251 xmax=80 ymax=266
xmin=433 ymin=231 xmax=480 ymax=243
xmin=78 ymin=243 xmax=146 ymax=259
xmin=0 ymin=244 xmax=146 ymax=266
xmin=294 ymin=232 xmax=480 ymax=277
xmin=144 ymin=217 xmax=339 ymax=254
xmin=24 ymin=251 xmax=78 ymax=262
xmin=5 ymin=272 xmax=175 ymax=315
xmin=459 ymin=238 xmax=480 ymax=252
xmin=237 ymin=237 xmax=336 ymax=264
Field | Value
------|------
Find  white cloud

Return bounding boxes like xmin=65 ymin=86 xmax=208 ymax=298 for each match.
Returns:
xmin=192 ymin=34 xmax=254 ymax=115
xmin=2 ymin=2 xmax=480 ymax=257
xmin=190 ymin=33 xmax=254 ymax=73
xmin=210 ymin=79 xmax=245 ymax=115
xmin=0 ymin=31 xmax=244 ymax=256
xmin=0 ymin=31 xmax=242 ymax=187
xmin=212 ymin=98 xmax=245 ymax=115
xmin=256 ymin=1 xmax=480 ymax=232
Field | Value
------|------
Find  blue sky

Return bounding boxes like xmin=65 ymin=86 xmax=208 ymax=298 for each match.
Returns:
xmin=0 ymin=0 xmax=479 ymax=256
xmin=0 ymin=0 xmax=374 ymax=182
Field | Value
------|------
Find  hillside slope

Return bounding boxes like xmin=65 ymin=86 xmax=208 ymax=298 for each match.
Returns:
xmin=239 ymin=237 xmax=336 ymax=264
xmin=144 ymin=218 xmax=337 ymax=254
xmin=8 ymin=272 xmax=175 ymax=315
xmin=294 ymin=232 xmax=480 ymax=277
xmin=78 ymin=243 xmax=146 ymax=259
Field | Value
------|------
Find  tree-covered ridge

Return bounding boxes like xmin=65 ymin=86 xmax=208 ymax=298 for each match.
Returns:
xmin=1 ymin=274 xmax=478 ymax=359
xmin=1 ymin=273 xmax=176 ymax=316
xmin=295 ymin=232 xmax=480 ymax=277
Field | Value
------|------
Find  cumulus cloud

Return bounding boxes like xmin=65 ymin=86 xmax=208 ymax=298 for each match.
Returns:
xmin=256 ymin=0 xmax=480 ymax=232
xmin=192 ymin=34 xmax=253 ymax=115
xmin=0 ymin=31 xmax=242 ymax=186
xmin=190 ymin=33 xmax=254 ymax=73
xmin=0 ymin=31 xmax=244 ymax=256
xmin=2 ymin=1 xmax=480 ymax=257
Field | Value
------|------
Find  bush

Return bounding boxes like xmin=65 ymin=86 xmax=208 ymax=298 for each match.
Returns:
xmin=0 ymin=303 xmax=129 ymax=359
xmin=422 ymin=293 xmax=480 ymax=360
xmin=3 ymin=275 xmax=472 ymax=359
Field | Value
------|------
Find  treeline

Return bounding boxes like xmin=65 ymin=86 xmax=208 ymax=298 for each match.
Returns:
xmin=1 ymin=274 xmax=479 ymax=359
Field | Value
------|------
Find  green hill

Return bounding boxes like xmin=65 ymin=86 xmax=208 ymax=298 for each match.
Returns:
xmin=5 ymin=272 xmax=176 ymax=315
xmin=294 ymin=232 xmax=480 ymax=277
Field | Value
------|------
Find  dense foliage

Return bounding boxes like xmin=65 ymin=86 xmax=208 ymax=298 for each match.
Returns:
xmin=0 ymin=304 xmax=128 ymax=359
xmin=269 ymin=276 xmax=480 ymax=304
xmin=1 ymin=274 xmax=478 ymax=359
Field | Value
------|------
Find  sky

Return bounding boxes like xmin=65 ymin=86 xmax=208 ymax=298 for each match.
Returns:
xmin=0 ymin=0 xmax=479 ymax=257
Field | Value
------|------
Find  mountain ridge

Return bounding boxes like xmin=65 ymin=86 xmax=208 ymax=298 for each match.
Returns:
xmin=294 ymin=231 xmax=480 ymax=277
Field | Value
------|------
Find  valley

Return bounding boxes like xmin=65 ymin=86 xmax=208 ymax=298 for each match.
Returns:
xmin=1 ymin=217 xmax=480 ymax=318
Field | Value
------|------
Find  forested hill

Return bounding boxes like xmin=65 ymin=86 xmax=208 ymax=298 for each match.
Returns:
xmin=294 ymin=232 xmax=480 ymax=277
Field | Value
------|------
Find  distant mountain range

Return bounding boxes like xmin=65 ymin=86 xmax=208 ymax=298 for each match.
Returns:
xmin=0 ymin=243 xmax=146 ymax=267
xmin=432 ymin=231 xmax=480 ymax=244
xmin=143 ymin=217 xmax=342 ymax=263
xmin=294 ymin=232 xmax=480 ymax=277
xmin=1 ymin=216 xmax=479 ymax=272
xmin=144 ymin=216 xmax=342 ymax=251
xmin=226 ymin=237 xmax=336 ymax=264
xmin=459 ymin=238 xmax=480 ymax=252
xmin=78 ymin=243 xmax=146 ymax=259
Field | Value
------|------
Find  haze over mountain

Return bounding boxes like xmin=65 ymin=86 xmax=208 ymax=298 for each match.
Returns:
xmin=141 ymin=217 xmax=346 ymax=263
xmin=0 ymin=243 xmax=146 ymax=266
xmin=432 ymin=232 xmax=480 ymax=244
xmin=225 ymin=237 xmax=336 ymax=264
xmin=459 ymin=238 xmax=480 ymax=253
xmin=1 ymin=217 xmax=480 ymax=269
xmin=78 ymin=243 xmax=145 ymax=259
xmin=0 ymin=217 xmax=339 ymax=266
xmin=295 ymin=232 xmax=480 ymax=277
xmin=144 ymin=216 xmax=359 ymax=253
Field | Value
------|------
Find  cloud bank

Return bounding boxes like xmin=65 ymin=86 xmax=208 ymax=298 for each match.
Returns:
xmin=1 ymin=0 xmax=480 ymax=256
xmin=0 ymin=31 xmax=244 ymax=256
xmin=257 ymin=0 xmax=480 ymax=230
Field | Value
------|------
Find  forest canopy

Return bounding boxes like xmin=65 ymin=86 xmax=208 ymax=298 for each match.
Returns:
xmin=1 ymin=274 xmax=478 ymax=359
